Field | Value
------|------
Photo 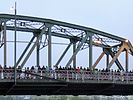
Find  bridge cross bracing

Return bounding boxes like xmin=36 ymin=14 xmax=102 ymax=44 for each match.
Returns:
xmin=0 ymin=13 xmax=133 ymax=72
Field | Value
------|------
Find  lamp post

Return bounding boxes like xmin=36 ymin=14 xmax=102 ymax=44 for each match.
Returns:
xmin=14 ymin=1 xmax=17 ymax=84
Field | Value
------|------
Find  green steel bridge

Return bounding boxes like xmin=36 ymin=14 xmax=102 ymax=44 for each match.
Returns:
xmin=0 ymin=14 xmax=133 ymax=95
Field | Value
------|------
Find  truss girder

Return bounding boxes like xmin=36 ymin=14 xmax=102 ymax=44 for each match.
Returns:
xmin=6 ymin=26 xmax=108 ymax=49
xmin=1 ymin=14 xmax=133 ymax=56
xmin=0 ymin=13 xmax=132 ymax=72
xmin=0 ymin=14 xmax=127 ymax=42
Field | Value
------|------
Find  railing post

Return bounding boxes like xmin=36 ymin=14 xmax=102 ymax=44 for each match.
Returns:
xmin=113 ymin=71 xmax=115 ymax=83
xmin=82 ymin=70 xmax=84 ymax=82
xmin=126 ymin=72 xmax=128 ymax=84
xmin=98 ymin=72 xmax=99 ymax=82
xmin=72 ymin=70 xmax=74 ymax=80
xmin=67 ymin=70 xmax=69 ymax=82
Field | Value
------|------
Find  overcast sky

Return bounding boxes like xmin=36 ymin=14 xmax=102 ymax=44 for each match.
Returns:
xmin=0 ymin=0 xmax=133 ymax=70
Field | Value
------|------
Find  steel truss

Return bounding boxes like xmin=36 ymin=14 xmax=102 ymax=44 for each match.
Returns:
xmin=0 ymin=14 xmax=133 ymax=73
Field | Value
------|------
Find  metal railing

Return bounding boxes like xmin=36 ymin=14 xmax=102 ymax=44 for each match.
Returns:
xmin=0 ymin=69 xmax=133 ymax=83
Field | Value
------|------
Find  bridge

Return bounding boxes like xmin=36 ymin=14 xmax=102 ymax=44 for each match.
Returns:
xmin=0 ymin=14 xmax=133 ymax=95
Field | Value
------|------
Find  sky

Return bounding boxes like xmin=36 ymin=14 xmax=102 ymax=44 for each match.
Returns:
xmin=0 ymin=0 xmax=133 ymax=70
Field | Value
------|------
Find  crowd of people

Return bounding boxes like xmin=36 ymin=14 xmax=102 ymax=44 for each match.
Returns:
xmin=0 ymin=65 xmax=133 ymax=81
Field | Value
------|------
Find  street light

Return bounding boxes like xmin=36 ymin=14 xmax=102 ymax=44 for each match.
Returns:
xmin=10 ymin=1 xmax=17 ymax=84
xmin=10 ymin=2 xmax=17 ymax=64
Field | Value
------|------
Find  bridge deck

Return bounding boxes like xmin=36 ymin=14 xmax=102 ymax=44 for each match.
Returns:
xmin=0 ymin=79 xmax=133 ymax=95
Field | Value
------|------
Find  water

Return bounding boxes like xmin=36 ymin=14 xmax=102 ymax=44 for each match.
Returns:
xmin=0 ymin=95 xmax=131 ymax=100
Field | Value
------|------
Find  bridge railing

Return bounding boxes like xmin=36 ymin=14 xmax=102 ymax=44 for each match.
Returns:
xmin=55 ymin=70 xmax=133 ymax=82
xmin=0 ymin=69 xmax=133 ymax=82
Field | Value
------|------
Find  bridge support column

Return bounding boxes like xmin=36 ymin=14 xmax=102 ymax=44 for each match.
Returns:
xmin=125 ymin=50 xmax=128 ymax=72
xmin=73 ymin=42 xmax=76 ymax=69
xmin=89 ymin=33 xmax=93 ymax=69
xmin=48 ymin=25 xmax=52 ymax=68
xmin=106 ymin=54 xmax=109 ymax=69
xmin=36 ymin=36 xmax=40 ymax=67
xmin=4 ymin=21 xmax=7 ymax=66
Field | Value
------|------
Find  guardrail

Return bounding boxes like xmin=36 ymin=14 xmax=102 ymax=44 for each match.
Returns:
xmin=0 ymin=69 xmax=133 ymax=82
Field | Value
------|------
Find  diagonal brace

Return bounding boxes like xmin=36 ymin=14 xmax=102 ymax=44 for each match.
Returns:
xmin=91 ymin=52 xmax=105 ymax=70
xmin=15 ymin=36 xmax=35 ymax=68
xmin=104 ymin=48 xmax=124 ymax=71
xmin=55 ymin=42 xmax=72 ymax=66
xmin=109 ymin=50 xmax=124 ymax=71
xmin=107 ymin=45 xmax=124 ymax=70
xmin=65 ymin=32 xmax=90 ymax=68
xmin=20 ymin=27 xmax=47 ymax=68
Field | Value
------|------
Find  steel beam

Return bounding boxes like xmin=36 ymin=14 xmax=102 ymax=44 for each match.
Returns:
xmin=6 ymin=26 xmax=35 ymax=33
xmin=48 ymin=25 xmax=52 ymax=68
xmin=104 ymin=48 xmax=124 ymax=71
xmin=107 ymin=45 xmax=124 ymax=70
xmin=125 ymin=50 xmax=128 ymax=72
xmin=89 ymin=33 xmax=93 ymax=69
xmin=73 ymin=43 xmax=76 ymax=69
xmin=4 ymin=21 xmax=7 ymax=66
xmin=91 ymin=52 xmax=105 ymax=70
xmin=0 ymin=14 xmax=126 ymax=42
xmin=15 ymin=36 xmax=35 ymax=68
xmin=123 ymin=42 xmax=130 ymax=72
xmin=128 ymin=41 xmax=133 ymax=56
xmin=20 ymin=27 xmax=47 ymax=68
xmin=65 ymin=32 xmax=90 ymax=68
xmin=106 ymin=54 xmax=109 ymax=68
xmin=55 ymin=42 xmax=72 ymax=66
xmin=36 ymin=36 xmax=40 ymax=67
xmin=6 ymin=26 xmax=108 ymax=48
xmin=6 ymin=26 xmax=71 ymax=39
